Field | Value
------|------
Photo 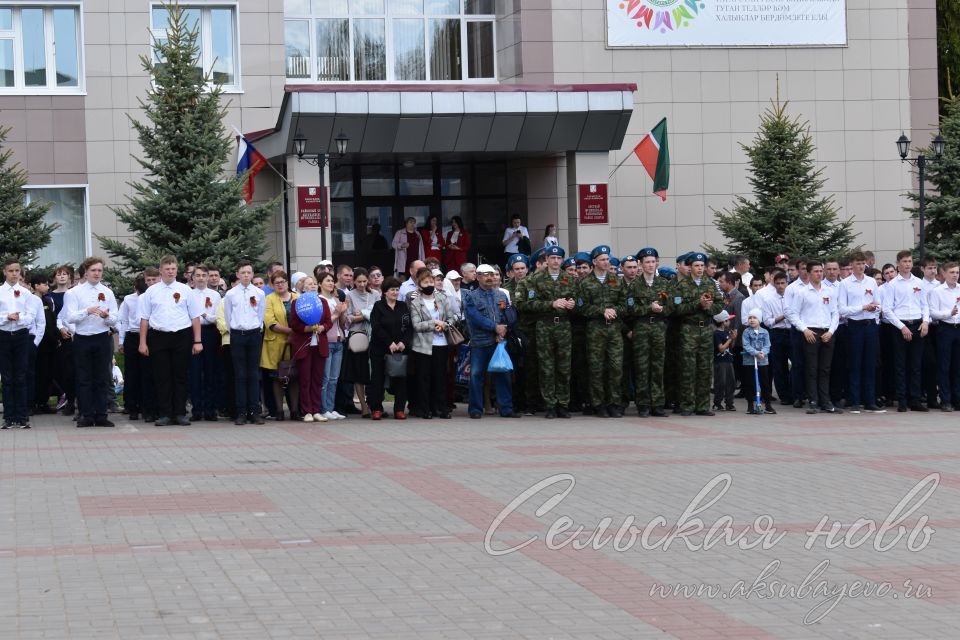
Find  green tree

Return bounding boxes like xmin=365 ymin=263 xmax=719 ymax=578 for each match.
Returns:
xmin=705 ymin=100 xmax=857 ymax=267
xmin=939 ymin=0 xmax=960 ymax=104
xmin=904 ymin=97 xmax=960 ymax=260
xmin=99 ymin=2 xmax=276 ymax=286
xmin=0 ymin=124 xmax=56 ymax=264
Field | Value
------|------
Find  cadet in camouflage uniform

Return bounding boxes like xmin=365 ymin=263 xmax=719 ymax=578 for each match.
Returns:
xmin=673 ymin=252 xmax=723 ymax=416
xmin=663 ymin=252 xmax=688 ymax=411
xmin=504 ymin=253 xmax=539 ymax=414
xmin=576 ymin=245 xmax=626 ymax=418
xmin=619 ymin=255 xmax=641 ymax=408
xmin=625 ymin=248 xmax=673 ymax=417
xmin=569 ymin=252 xmax=592 ymax=412
xmin=515 ymin=246 xmax=577 ymax=418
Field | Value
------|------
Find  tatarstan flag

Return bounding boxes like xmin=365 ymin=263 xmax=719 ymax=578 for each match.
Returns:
xmin=632 ymin=118 xmax=669 ymax=201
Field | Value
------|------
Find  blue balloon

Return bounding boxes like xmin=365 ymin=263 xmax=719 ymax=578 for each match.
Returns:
xmin=295 ymin=292 xmax=322 ymax=325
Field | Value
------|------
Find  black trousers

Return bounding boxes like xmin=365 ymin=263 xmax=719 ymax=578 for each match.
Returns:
xmin=893 ymin=320 xmax=924 ymax=405
xmin=0 ymin=329 xmax=31 ymax=422
xmin=230 ymin=330 xmax=262 ymax=415
xmin=368 ymin=349 xmax=407 ymax=413
xmin=123 ymin=333 xmax=146 ymax=413
xmin=148 ymin=327 xmax=192 ymax=419
xmin=54 ymin=338 xmax=75 ymax=404
xmin=741 ymin=362 xmax=773 ymax=409
xmin=922 ymin=324 xmax=939 ymax=405
xmin=769 ymin=328 xmax=792 ymax=403
xmin=802 ymin=328 xmax=835 ymax=408
xmin=829 ymin=324 xmax=849 ymax=404
xmin=415 ymin=347 xmax=449 ymax=416
xmin=34 ymin=345 xmax=55 ymax=410
xmin=73 ymin=332 xmax=111 ymax=421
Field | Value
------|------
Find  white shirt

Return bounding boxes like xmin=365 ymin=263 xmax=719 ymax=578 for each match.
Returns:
xmin=62 ymin=281 xmax=118 ymax=335
xmin=928 ymin=282 xmax=960 ymax=326
xmin=192 ymin=287 xmax=222 ymax=326
xmin=0 ymin=282 xmax=36 ymax=331
xmin=117 ymin=292 xmax=140 ymax=342
xmin=883 ymin=273 xmax=930 ymax=329
xmin=26 ymin=294 xmax=45 ymax=347
xmin=838 ymin=273 xmax=880 ymax=322
xmin=138 ymin=280 xmax=201 ymax=332
xmin=785 ymin=281 xmax=839 ymax=334
xmin=223 ymin=284 xmax=265 ymax=330
xmin=502 ymin=225 xmax=530 ymax=253
xmin=398 ymin=278 xmax=417 ymax=302
xmin=760 ymin=290 xmax=792 ymax=330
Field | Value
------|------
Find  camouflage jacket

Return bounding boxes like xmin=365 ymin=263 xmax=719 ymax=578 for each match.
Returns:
xmin=576 ymin=271 xmax=626 ymax=320
xmin=505 ymin=277 xmax=536 ymax=328
xmin=672 ymin=275 xmax=723 ymax=322
xmin=621 ymin=275 xmax=675 ymax=324
xmin=515 ymin=270 xmax=578 ymax=320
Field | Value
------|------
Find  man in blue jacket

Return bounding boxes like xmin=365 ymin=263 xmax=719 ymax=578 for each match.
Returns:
xmin=463 ymin=264 xmax=518 ymax=419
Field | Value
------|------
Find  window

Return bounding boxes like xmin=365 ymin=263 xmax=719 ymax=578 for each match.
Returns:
xmin=0 ymin=4 xmax=82 ymax=92
xmin=284 ymin=0 xmax=495 ymax=82
xmin=151 ymin=3 xmax=240 ymax=91
xmin=24 ymin=187 xmax=88 ymax=267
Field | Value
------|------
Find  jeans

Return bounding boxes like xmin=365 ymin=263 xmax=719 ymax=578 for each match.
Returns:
xmin=230 ymin=330 xmax=263 ymax=416
xmin=468 ymin=343 xmax=512 ymax=416
xmin=322 ymin=341 xmax=344 ymax=413
xmin=713 ymin=360 xmax=735 ymax=408
xmin=846 ymin=320 xmax=878 ymax=407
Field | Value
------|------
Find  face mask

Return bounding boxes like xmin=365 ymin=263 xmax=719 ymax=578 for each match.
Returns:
xmin=420 ymin=285 xmax=435 ymax=295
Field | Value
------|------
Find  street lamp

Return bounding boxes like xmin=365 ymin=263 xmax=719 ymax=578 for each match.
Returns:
xmin=897 ymin=131 xmax=945 ymax=262
xmin=293 ymin=129 xmax=349 ymax=260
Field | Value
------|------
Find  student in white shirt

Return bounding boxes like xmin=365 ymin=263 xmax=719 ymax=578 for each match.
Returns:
xmin=838 ymin=251 xmax=884 ymax=413
xmin=760 ymin=270 xmax=793 ymax=406
xmin=883 ymin=250 xmax=930 ymax=411
xmin=929 ymin=261 xmax=960 ymax=411
xmin=223 ymin=261 xmax=266 ymax=425
xmin=919 ymin=256 xmax=942 ymax=409
xmin=0 ymin=259 xmax=36 ymax=428
xmin=190 ymin=265 xmax=222 ymax=422
xmin=785 ymin=260 xmax=841 ymax=414
xmin=118 ymin=274 xmax=147 ymax=420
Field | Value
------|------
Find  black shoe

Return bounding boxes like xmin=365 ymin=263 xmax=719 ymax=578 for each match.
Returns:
xmin=637 ymin=407 xmax=650 ymax=418
xmin=18 ymin=421 xmax=31 ymax=429
xmin=712 ymin=404 xmax=723 ymax=411
xmin=680 ymin=410 xmax=693 ymax=417
xmin=581 ymin=405 xmax=594 ymax=416
xmin=128 ymin=412 xmax=140 ymax=421
xmin=941 ymin=405 xmax=954 ymax=412
xmin=501 ymin=412 xmax=522 ymax=418
xmin=250 ymin=414 xmax=265 ymax=425
xmin=190 ymin=414 xmax=202 ymax=422
xmin=420 ymin=412 xmax=433 ymax=420
xmin=897 ymin=404 xmax=907 ymax=413
xmin=793 ymin=400 xmax=804 ymax=409
xmin=143 ymin=414 xmax=157 ymax=423
xmin=60 ymin=403 xmax=75 ymax=416
xmin=865 ymin=405 xmax=887 ymax=413
xmin=609 ymin=405 xmax=624 ymax=418
xmin=764 ymin=406 xmax=777 ymax=415
xmin=436 ymin=412 xmax=451 ymax=419
xmin=544 ymin=408 xmax=557 ymax=419
xmin=469 ymin=413 xmax=482 ymax=419
xmin=76 ymin=418 xmax=94 ymax=428
xmin=822 ymin=405 xmax=843 ymax=414
xmin=557 ymin=407 xmax=570 ymax=419
xmin=695 ymin=410 xmax=715 ymax=416
xmin=725 ymin=405 xmax=737 ymax=412
xmin=928 ymin=401 xmax=941 ymax=409
xmin=806 ymin=403 xmax=818 ymax=415
xmin=94 ymin=419 xmax=115 ymax=427
xmin=651 ymin=407 xmax=667 ymax=417
xmin=910 ymin=403 xmax=928 ymax=412
xmin=175 ymin=415 xmax=191 ymax=426
xmin=155 ymin=417 xmax=172 ymax=427
xmin=746 ymin=408 xmax=758 ymax=415
xmin=779 ymin=399 xmax=793 ymax=406
xmin=234 ymin=416 xmax=247 ymax=425
xmin=203 ymin=413 xmax=218 ymax=421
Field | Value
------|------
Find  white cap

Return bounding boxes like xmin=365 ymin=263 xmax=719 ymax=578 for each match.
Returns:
xmin=747 ymin=307 xmax=763 ymax=321
xmin=445 ymin=270 xmax=462 ymax=280
xmin=431 ymin=268 xmax=444 ymax=277
xmin=476 ymin=264 xmax=496 ymax=274
xmin=316 ymin=259 xmax=333 ymax=266
xmin=290 ymin=271 xmax=307 ymax=287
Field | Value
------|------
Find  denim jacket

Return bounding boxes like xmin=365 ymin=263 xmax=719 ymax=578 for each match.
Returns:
xmin=464 ymin=287 xmax=509 ymax=348
xmin=741 ymin=326 xmax=771 ymax=366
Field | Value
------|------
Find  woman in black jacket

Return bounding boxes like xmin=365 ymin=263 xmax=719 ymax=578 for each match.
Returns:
xmin=369 ymin=277 xmax=413 ymax=420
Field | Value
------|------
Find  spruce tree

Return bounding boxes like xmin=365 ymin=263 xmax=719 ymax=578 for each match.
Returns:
xmin=0 ymin=124 xmax=56 ymax=264
xmin=99 ymin=2 xmax=276 ymax=280
xmin=904 ymin=97 xmax=960 ymax=260
xmin=705 ymin=100 xmax=857 ymax=268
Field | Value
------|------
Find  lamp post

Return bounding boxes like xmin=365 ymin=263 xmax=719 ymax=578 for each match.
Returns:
xmin=897 ymin=131 xmax=945 ymax=262
xmin=293 ymin=129 xmax=349 ymax=261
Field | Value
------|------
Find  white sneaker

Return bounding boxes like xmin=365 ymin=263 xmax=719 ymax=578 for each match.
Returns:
xmin=323 ymin=411 xmax=338 ymax=420
xmin=302 ymin=413 xmax=314 ymax=422
xmin=331 ymin=411 xmax=346 ymax=420
xmin=313 ymin=413 xmax=328 ymax=422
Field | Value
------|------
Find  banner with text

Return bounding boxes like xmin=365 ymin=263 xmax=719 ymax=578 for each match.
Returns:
xmin=607 ymin=0 xmax=847 ymax=47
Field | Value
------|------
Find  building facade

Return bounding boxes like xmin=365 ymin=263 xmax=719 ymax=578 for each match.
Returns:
xmin=0 ymin=0 xmax=938 ymax=272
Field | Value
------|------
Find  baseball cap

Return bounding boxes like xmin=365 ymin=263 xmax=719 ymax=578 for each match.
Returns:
xmin=316 ymin=259 xmax=333 ymax=267
xmin=476 ymin=264 xmax=496 ymax=274
xmin=713 ymin=310 xmax=735 ymax=323
xmin=775 ymin=254 xmax=790 ymax=263
xmin=431 ymin=268 xmax=444 ymax=277
xmin=445 ymin=270 xmax=462 ymax=280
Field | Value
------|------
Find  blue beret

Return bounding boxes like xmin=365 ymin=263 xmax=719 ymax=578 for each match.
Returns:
xmin=531 ymin=248 xmax=547 ymax=263
xmin=562 ymin=257 xmax=576 ymax=269
xmin=638 ymin=247 xmax=659 ymax=259
xmin=621 ymin=255 xmax=638 ymax=263
xmin=590 ymin=245 xmax=611 ymax=259
xmin=686 ymin=252 xmax=708 ymax=265
xmin=508 ymin=253 xmax=529 ymax=266
xmin=609 ymin=257 xmax=621 ymax=268
xmin=574 ymin=252 xmax=591 ymax=264
xmin=544 ymin=246 xmax=565 ymax=258
xmin=658 ymin=266 xmax=677 ymax=278
xmin=676 ymin=252 xmax=690 ymax=264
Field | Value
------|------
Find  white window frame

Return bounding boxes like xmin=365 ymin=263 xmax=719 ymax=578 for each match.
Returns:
xmin=284 ymin=0 xmax=496 ymax=84
xmin=22 ymin=184 xmax=91 ymax=266
xmin=149 ymin=1 xmax=243 ymax=94
xmin=0 ymin=2 xmax=85 ymax=95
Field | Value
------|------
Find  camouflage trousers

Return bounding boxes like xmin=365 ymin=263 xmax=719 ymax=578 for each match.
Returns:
xmin=536 ymin=318 xmax=572 ymax=407
xmin=633 ymin=318 xmax=667 ymax=409
xmin=679 ymin=322 xmax=714 ymax=412
xmin=586 ymin=320 xmax=624 ymax=407
xmin=664 ymin=319 xmax=682 ymax=407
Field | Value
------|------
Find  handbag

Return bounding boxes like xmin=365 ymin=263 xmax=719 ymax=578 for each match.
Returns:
xmin=384 ymin=352 xmax=408 ymax=377
xmin=347 ymin=330 xmax=369 ymax=353
xmin=277 ymin=345 xmax=298 ymax=386
xmin=487 ymin=341 xmax=514 ymax=373
xmin=444 ymin=323 xmax=465 ymax=346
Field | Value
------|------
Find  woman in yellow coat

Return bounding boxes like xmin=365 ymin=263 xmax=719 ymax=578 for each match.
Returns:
xmin=261 ymin=270 xmax=299 ymax=420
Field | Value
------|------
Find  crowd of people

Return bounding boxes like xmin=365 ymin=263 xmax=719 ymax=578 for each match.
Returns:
xmin=1 ymin=228 xmax=958 ymax=428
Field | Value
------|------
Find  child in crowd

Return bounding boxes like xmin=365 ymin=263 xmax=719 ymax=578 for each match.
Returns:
xmin=741 ymin=308 xmax=776 ymax=415
xmin=713 ymin=310 xmax=738 ymax=411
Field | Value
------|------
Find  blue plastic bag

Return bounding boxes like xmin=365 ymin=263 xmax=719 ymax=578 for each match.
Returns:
xmin=487 ymin=341 xmax=514 ymax=373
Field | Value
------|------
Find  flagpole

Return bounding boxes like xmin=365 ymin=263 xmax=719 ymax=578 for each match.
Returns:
xmin=232 ymin=125 xmax=294 ymax=188
xmin=607 ymin=151 xmax=633 ymax=180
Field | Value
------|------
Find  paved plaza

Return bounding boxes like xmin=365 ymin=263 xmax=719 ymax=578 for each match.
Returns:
xmin=1 ymin=406 xmax=959 ymax=639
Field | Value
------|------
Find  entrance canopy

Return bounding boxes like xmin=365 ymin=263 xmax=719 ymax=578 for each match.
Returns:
xmin=251 ymin=83 xmax=636 ymax=159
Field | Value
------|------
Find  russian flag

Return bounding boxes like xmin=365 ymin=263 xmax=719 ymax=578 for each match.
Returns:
xmin=236 ymin=134 xmax=268 ymax=204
